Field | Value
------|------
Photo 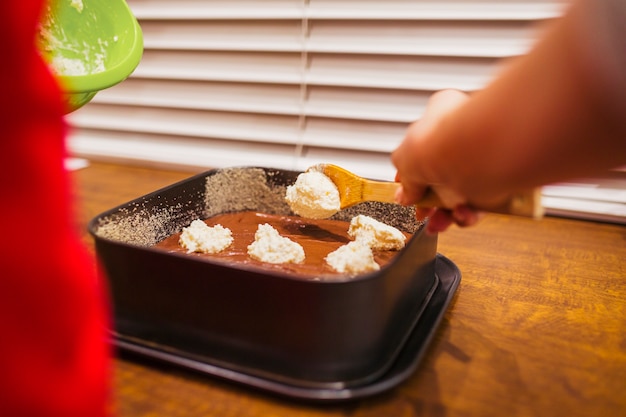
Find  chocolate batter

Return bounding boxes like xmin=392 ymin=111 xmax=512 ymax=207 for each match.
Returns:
xmin=153 ymin=211 xmax=411 ymax=278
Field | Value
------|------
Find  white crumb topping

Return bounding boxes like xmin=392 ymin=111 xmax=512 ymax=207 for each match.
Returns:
xmin=247 ymin=223 xmax=305 ymax=264
xmin=348 ymin=214 xmax=406 ymax=251
xmin=70 ymin=0 xmax=84 ymax=12
xmin=285 ymin=171 xmax=341 ymax=219
xmin=325 ymin=241 xmax=380 ymax=274
xmin=179 ymin=219 xmax=233 ymax=254
xmin=51 ymin=56 xmax=86 ymax=76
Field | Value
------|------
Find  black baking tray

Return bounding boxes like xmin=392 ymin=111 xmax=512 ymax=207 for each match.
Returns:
xmin=88 ymin=167 xmax=461 ymax=401
xmin=114 ymin=254 xmax=460 ymax=402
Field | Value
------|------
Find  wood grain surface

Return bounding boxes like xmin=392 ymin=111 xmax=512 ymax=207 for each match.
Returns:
xmin=71 ymin=162 xmax=626 ymax=417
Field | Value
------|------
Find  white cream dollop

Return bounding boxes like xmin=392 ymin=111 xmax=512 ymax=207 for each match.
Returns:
xmin=325 ymin=241 xmax=380 ymax=274
xmin=348 ymin=214 xmax=406 ymax=251
xmin=179 ymin=219 xmax=233 ymax=254
xmin=285 ymin=171 xmax=341 ymax=219
xmin=247 ymin=223 xmax=305 ymax=264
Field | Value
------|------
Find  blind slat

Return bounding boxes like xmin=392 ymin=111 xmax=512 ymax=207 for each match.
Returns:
xmin=92 ymin=79 xmax=303 ymax=115
xmin=132 ymin=50 xmax=303 ymax=84
xmin=69 ymin=129 xmax=298 ymax=171
xmin=302 ymin=118 xmax=406 ymax=153
xmin=128 ymin=0 xmax=565 ymax=21
xmin=70 ymin=104 xmax=301 ymax=145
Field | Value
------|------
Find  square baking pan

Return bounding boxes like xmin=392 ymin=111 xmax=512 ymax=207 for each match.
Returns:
xmin=89 ymin=166 xmax=461 ymax=402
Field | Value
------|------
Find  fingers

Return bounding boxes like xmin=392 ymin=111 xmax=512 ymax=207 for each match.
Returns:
xmin=422 ymin=205 xmax=483 ymax=234
xmin=451 ymin=205 xmax=483 ymax=227
xmin=394 ymin=182 xmax=429 ymax=206
xmin=425 ymin=209 xmax=455 ymax=234
xmin=395 ymin=181 xmax=484 ymax=233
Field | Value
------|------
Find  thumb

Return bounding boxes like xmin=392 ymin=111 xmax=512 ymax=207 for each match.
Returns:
xmin=394 ymin=181 xmax=428 ymax=206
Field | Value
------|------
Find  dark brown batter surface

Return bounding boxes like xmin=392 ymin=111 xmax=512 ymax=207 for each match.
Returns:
xmin=153 ymin=211 xmax=411 ymax=278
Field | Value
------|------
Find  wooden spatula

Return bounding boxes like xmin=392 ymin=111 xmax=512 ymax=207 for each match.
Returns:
xmin=310 ymin=164 xmax=544 ymax=219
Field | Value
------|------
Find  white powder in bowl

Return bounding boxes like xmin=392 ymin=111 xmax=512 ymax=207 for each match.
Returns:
xmin=51 ymin=56 xmax=87 ymax=76
xmin=70 ymin=0 xmax=84 ymax=12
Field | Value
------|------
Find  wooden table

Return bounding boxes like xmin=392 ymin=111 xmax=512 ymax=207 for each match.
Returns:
xmin=71 ymin=161 xmax=626 ymax=417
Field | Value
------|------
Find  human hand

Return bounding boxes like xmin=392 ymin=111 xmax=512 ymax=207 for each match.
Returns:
xmin=392 ymin=89 xmax=482 ymax=233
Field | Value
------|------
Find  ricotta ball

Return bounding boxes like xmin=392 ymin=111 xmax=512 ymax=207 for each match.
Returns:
xmin=179 ymin=219 xmax=233 ymax=254
xmin=325 ymin=241 xmax=380 ymax=274
xmin=247 ymin=223 xmax=305 ymax=264
xmin=348 ymin=215 xmax=406 ymax=251
xmin=285 ymin=171 xmax=341 ymax=219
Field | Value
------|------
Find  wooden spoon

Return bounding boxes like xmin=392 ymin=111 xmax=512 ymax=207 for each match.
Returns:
xmin=310 ymin=164 xmax=544 ymax=219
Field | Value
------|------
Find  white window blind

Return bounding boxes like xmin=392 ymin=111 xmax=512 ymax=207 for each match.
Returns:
xmin=67 ymin=0 xmax=568 ymax=181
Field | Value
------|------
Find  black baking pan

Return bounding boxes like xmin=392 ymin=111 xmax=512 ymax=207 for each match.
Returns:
xmin=89 ymin=167 xmax=461 ymax=401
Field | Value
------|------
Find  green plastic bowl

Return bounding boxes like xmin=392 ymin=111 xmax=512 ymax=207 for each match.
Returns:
xmin=39 ymin=0 xmax=143 ymax=113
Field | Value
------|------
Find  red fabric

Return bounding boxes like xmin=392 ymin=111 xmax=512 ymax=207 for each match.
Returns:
xmin=0 ymin=1 xmax=111 ymax=416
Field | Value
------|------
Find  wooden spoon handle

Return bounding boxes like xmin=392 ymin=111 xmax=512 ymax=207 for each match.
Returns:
xmin=416 ymin=187 xmax=544 ymax=219
xmin=364 ymin=180 xmax=543 ymax=219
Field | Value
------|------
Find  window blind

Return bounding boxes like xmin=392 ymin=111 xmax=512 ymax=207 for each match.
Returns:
xmin=67 ymin=0 xmax=568 ymax=181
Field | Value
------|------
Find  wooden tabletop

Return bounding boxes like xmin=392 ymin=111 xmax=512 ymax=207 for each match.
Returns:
xmin=71 ymin=161 xmax=626 ymax=417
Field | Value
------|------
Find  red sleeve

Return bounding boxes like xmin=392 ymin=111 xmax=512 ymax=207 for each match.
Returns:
xmin=0 ymin=1 xmax=111 ymax=416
